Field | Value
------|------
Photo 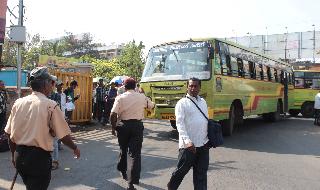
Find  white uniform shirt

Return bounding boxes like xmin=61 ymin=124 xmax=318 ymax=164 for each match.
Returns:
xmin=59 ymin=92 xmax=67 ymax=114
xmin=175 ymin=93 xmax=209 ymax=148
xmin=314 ymin=92 xmax=320 ymax=109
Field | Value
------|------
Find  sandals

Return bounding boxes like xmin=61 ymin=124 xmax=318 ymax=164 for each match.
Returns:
xmin=52 ymin=161 xmax=59 ymax=170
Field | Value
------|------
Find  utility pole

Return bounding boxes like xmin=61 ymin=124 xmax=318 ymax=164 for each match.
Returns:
xmin=16 ymin=0 xmax=23 ymax=98
xmin=284 ymin=27 xmax=288 ymax=62
xmin=312 ymin=24 xmax=316 ymax=64
xmin=264 ymin=27 xmax=268 ymax=54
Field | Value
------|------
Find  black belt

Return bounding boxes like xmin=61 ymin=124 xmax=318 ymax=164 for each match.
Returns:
xmin=16 ymin=145 xmax=50 ymax=153
xmin=122 ymin=119 xmax=142 ymax=122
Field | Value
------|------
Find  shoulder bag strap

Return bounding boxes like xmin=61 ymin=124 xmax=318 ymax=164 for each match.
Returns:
xmin=186 ymin=96 xmax=209 ymax=121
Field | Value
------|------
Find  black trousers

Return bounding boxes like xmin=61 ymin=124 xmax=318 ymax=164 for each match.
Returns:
xmin=0 ymin=112 xmax=5 ymax=134
xmin=314 ymin=109 xmax=320 ymax=123
xmin=105 ymin=99 xmax=115 ymax=123
xmin=96 ymin=101 xmax=105 ymax=122
xmin=15 ymin=145 xmax=52 ymax=190
xmin=168 ymin=146 xmax=209 ymax=190
xmin=116 ymin=120 xmax=144 ymax=185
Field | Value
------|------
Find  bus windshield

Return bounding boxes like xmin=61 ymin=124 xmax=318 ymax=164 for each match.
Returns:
xmin=141 ymin=41 xmax=211 ymax=82
xmin=294 ymin=71 xmax=320 ymax=89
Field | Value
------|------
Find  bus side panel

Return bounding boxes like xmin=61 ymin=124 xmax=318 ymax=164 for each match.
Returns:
xmin=292 ymin=88 xmax=317 ymax=109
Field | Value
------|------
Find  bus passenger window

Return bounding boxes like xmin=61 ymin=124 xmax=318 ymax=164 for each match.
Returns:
xmin=237 ymin=58 xmax=244 ymax=77
xmin=295 ymin=78 xmax=304 ymax=88
xmin=219 ymin=43 xmax=230 ymax=76
xmin=266 ymin=66 xmax=272 ymax=81
xmin=263 ymin=65 xmax=268 ymax=81
xmin=243 ymin=60 xmax=250 ymax=79
xmin=256 ymin=64 xmax=263 ymax=80
xmin=305 ymin=79 xmax=313 ymax=88
xmin=280 ymin=71 xmax=284 ymax=84
xmin=226 ymin=55 xmax=232 ymax=76
xmin=248 ymin=61 xmax=256 ymax=79
xmin=274 ymin=69 xmax=279 ymax=82
xmin=288 ymin=73 xmax=292 ymax=84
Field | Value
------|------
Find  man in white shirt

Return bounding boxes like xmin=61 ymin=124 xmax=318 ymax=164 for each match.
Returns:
xmin=167 ymin=77 xmax=210 ymax=190
xmin=314 ymin=91 xmax=320 ymax=125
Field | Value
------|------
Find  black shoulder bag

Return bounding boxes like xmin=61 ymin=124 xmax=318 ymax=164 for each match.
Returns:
xmin=186 ymin=97 xmax=223 ymax=148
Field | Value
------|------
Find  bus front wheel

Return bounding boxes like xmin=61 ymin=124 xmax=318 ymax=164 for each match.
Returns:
xmin=301 ymin=102 xmax=314 ymax=118
xmin=222 ymin=104 xmax=235 ymax=136
xmin=170 ymin=120 xmax=177 ymax=129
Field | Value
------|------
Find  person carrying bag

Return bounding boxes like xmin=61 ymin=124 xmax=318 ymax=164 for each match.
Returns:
xmin=186 ymin=97 xmax=223 ymax=148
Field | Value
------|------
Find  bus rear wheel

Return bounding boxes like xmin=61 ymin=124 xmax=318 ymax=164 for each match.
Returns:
xmin=170 ymin=120 xmax=177 ymax=129
xmin=222 ymin=104 xmax=235 ymax=136
xmin=289 ymin=109 xmax=300 ymax=117
xmin=301 ymin=102 xmax=314 ymax=118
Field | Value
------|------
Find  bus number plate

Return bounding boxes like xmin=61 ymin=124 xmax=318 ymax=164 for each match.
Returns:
xmin=161 ymin=113 xmax=176 ymax=120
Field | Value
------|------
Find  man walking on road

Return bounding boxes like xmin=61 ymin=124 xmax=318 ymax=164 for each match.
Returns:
xmin=167 ymin=77 xmax=210 ymax=190
xmin=0 ymin=80 xmax=8 ymax=134
xmin=110 ymin=77 xmax=154 ymax=190
xmin=5 ymin=67 xmax=80 ymax=190
xmin=314 ymin=90 xmax=320 ymax=125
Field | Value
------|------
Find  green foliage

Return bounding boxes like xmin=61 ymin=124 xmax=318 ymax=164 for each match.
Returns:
xmin=92 ymin=58 xmax=125 ymax=81
xmin=1 ymin=33 xmax=146 ymax=82
xmin=1 ymin=37 xmax=17 ymax=66
xmin=118 ymin=40 xmax=145 ymax=81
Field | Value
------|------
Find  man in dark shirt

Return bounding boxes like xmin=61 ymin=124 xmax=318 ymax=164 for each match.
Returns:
xmin=95 ymin=78 xmax=106 ymax=124
xmin=0 ymin=80 xmax=8 ymax=134
xmin=105 ymin=82 xmax=117 ymax=124
xmin=64 ymin=80 xmax=79 ymax=124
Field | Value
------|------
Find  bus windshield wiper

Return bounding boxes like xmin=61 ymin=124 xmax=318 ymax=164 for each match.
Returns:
xmin=172 ymin=49 xmax=180 ymax=63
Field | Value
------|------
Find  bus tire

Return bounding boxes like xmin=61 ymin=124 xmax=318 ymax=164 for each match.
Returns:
xmin=301 ymin=102 xmax=314 ymax=118
xmin=222 ymin=104 xmax=235 ymax=136
xmin=170 ymin=120 xmax=177 ymax=129
xmin=289 ymin=109 xmax=300 ymax=117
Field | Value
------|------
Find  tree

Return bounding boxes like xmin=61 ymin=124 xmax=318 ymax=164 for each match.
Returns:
xmin=61 ymin=32 xmax=101 ymax=59
xmin=118 ymin=40 xmax=145 ymax=80
xmin=1 ymin=37 xmax=17 ymax=67
xmin=92 ymin=58 xmax=125 ymax=81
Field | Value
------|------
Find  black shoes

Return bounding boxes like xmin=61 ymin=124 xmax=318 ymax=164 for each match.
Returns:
xmin=120 ymin=171 xmax=127 ymax=181
xmin=127 ymin=184 xmax=136 ymax=190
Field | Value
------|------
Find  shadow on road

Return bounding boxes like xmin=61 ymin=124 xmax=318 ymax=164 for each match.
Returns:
xmin=221 ymin=117 xmax=320 ymax=156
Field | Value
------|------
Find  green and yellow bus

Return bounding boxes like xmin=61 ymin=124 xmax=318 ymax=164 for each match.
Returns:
xmin=140 ymin=38 xmax=294 ymax=135
xmin=288 ymin=70 xmax=320 ymax=117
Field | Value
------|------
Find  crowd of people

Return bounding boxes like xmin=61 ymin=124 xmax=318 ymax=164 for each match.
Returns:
xmin=7 ymin=68 xmax=318 ymax=190
xmin=92 ymin=77 xmax=143 ymax=125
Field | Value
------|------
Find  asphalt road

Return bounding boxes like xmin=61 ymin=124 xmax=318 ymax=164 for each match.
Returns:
xmin=1 ymin=116 xmax=320 ymax=190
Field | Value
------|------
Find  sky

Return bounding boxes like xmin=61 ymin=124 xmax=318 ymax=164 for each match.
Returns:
xmin=5 ymin=0 xmax=320 ymax=50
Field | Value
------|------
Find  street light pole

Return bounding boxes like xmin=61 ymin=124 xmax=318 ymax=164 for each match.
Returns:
xmin=16 ymin=0 xmax=23 ymax=98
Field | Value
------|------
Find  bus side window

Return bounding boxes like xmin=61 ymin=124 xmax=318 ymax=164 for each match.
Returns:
xmin=274 ymin=69 xmax=278 ymax=82
xmin=243 ymin=60 xmax=250 ymax=79
xmin=263 ymin=65 xmax=268 ymax=81
xmin=270 ymin=67 xmax=275 ymax=82
xmin=230 ymin=56 xmax=239 ymax=77
xmin=280 ymin=70 xmax=284 ymax=84
xmin=237 ymin=58 xmax=244 ymax=77
xmin=295 ymin=78 xmax=304 ymax=88
xmin=288 ymin=73 xmax=292 ymax=85
xmin=256 ymin=64 xmax=263 ymax=80
xmin=226 ymin=55 xmax=232 ymax=76
xmin=248 ymin=61 xmax=256 ymax=79
xmin=219 ymin=43 xmax=229 ymax=76
xmin=266 ymin=66 xmax=272 ymax=81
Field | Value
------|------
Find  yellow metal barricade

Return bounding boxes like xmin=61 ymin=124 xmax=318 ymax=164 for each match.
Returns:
xmin=52 ymin=71 xmax=93 ymax=124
